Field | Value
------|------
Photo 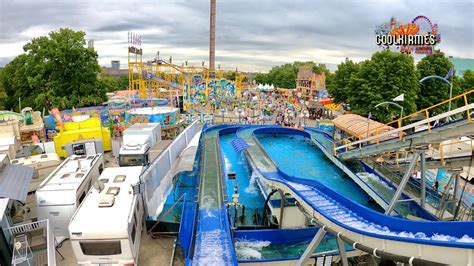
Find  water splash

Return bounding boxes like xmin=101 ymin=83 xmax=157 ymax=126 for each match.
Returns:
xmin=235 ymin=240 xmax=271 ymax=260
xmin=245 ymin=171 xmax=260 ymax=194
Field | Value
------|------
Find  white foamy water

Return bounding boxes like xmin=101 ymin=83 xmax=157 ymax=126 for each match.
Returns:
xmin=245 ymin=171 xmax=260 ymax=194
xmin=235 ymin=240 xmax=271 ymax=260
xmin=194 ymin=229 xmax=232 ymax=265
xmin=286 ymin=181 xmax=474 ymax=244
xmin=357 ymin=172 xmax=393 ymax=190
xmin=200 ymin=194 xmax=217 ymax=208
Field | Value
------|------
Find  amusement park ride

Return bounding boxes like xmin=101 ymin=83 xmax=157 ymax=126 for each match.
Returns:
xmin=127 ymin=32 xmax=246 ymax=112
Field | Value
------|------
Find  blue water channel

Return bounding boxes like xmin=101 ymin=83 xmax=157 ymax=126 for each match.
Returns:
xmin=158 ymin=171 xmax=196 ymax=223
xmin=257 ymin=134 xmax=384 ymax=211
xmin=220 ymin=133 xmax=266 ymax=227
xmin=220 ymin=131 xmax=355 ymax=260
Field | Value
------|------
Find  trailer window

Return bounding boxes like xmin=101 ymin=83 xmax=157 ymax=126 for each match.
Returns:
xmin=114 ymin=175 xmax=127 ymax=183
xmin=78 ymin=191 xmax=86 ymax=204
xmin=80 ymin=241 xmax=121 ymax=255
xmin=119 ymin=154 xmax=146 ymax=167
xmin=131 ymin=223 xmax=136 ymax=244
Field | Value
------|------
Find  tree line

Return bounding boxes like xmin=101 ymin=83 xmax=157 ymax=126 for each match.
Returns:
xmin=1 ymin=28 xmax=472 ymax=121
xmin=254 ymin=50 xmax=473 ymax=122
xmin=0 ymin=28 xmax=129 ymax=112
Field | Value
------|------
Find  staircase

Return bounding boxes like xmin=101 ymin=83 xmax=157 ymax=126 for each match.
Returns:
xmin=231 ymin=137 xmax=249 ymax=153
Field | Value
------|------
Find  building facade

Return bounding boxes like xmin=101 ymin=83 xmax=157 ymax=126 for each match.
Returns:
xmin=295 ymin=66 xmax=326 ymax=101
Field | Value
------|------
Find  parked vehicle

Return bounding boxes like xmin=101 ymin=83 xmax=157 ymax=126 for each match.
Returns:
xmin=69 ymin=166 xmax=144 ymax=265
xmin=36 ymin=154 xmax=104 ymax=244
xmin=119 ymin=123 xmax=161 ymax=166
xmin=11 ymin=153 xmax=61 ymax=193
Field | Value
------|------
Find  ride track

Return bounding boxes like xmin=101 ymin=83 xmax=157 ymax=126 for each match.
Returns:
xmin=185 ymin=123 xmax=473 ymax=265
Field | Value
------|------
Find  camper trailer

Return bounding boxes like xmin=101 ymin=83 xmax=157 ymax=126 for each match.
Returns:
xmin=11 ymin=153 xmax=62 ymax=192
xmin=69 ymin=166 xmax=144 ymax=265
xmin=119 ymin=123 xmax=161 ymax=167
xmin=36 ymin=154 xmax=104 ymax=244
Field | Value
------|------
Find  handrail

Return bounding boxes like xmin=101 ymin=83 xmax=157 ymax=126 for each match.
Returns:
xmin=438 ymin=138 xmax=473 ymax=162
xmin=378 ymin=89 xmax=473 ymax=132
xmin=148 ymin=192 xmax=187 ymax=235
xmin=334 ymin=90 xmax=474 ymax=153
xmin=366 ymin=138 xmax=473 ymax=166
xmin=6 ymin=219 xmax=49 ymax=235
xmin=335 ymin=103 xmax=473 ymax=153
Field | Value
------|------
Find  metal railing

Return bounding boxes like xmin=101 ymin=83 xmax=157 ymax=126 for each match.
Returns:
xmin=365 ymin=158 xmax=443 ymax=210
xmin=438 ymin=138 xmax=474 ymax=162
xmin=181 ymin=113 xmax=214 ymax=124
xmin=334 ymin=90 xmax=474 ymax=155
xmin=142 ymin=120 xmax=199 ymax=219
xmin=6 ymin=219 xmax=48 ymax=236
xmin=5 ymin=219 xmax=56 ymax=265
xmin=368 ymin=137 xmax=473 ymax=165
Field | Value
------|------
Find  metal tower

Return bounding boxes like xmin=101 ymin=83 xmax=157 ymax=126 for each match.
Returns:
xmin=209 ymin=0 xmax=216 ymax=72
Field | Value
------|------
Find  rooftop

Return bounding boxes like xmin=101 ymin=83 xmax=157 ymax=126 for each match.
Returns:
xmin=37 ymin=154 xmax=102 ymax=191
xmin=68 ymin=166 xmax=143 ymax=239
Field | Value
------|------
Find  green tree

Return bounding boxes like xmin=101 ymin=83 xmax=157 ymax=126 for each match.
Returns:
xmin=223 ymin=71 xmax=237 ymax=81
xmin=328 ymin=58 xmax=360 ymax=103
xmin=117 ymin=74 xmax=129 ymax=90
xmin=2 ymin=28 xmax=105 ymax=111
xmin=98 ymin=75 xmax=119 ymax=92
xmin=0 ymin=68 xmax=6 ymax=109
xmin=348 ymin=50 xmax=419 ymax=123
xmin=416 ymin=51 xmax=458 ymax=110
xmin=460 ymin=70 xmax=474 ymax=92
xmin=254 ymin=61 xmax=331 ymax=89
xmin=254 ymin=72 xmax=270 ymax=85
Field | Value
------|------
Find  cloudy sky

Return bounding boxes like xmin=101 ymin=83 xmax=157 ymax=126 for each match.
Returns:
xmin=0 ymin=0 xmax=473 ymax=72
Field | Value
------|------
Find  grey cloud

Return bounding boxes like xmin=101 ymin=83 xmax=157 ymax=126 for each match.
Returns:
xmin=0 ymin=0 xmax=472 ymax=71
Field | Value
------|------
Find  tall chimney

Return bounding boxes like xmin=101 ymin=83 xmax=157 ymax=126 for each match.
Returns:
xmin=209 ymin=0 xmax=216 ymax=72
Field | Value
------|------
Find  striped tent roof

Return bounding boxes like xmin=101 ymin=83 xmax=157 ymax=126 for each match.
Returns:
xmin=333 ymin=113 xmax=395 ymax=140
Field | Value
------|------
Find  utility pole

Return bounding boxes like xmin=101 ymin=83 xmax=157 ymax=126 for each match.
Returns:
xmin=209 ymin=0 xmax=216 ymax=72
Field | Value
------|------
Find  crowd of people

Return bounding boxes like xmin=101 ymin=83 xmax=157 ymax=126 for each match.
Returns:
xmin=209 ymin=90 xmax=307 ymax=130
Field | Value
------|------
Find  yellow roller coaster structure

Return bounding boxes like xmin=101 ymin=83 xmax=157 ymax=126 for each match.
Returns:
xmin=127 ymin=38 xmax=247 ymax=111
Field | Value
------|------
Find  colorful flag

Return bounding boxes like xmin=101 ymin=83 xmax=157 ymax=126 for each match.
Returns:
xmin=393 ymin=93 xmax=404 ymax=102
xmin=444 ymin=67 xmax=454 ymax=80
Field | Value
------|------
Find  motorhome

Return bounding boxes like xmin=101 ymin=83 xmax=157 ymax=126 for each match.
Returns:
xmin=69 ymin=166 xmax=144 ymax=265
xmin=36 ymin=154 xmax=104 ymax=244
xmin=119 ymin=123 xmax=161 ymax=167
xmin=11 ymin=153 xmax=62 ymax=193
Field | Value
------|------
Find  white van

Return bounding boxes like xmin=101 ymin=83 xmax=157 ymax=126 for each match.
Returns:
xmin=69 ymin=166 xmax=144 ymax=266
xmin=36 ymin=154 xmax=104 ymax=244
xmin=11 ymin=153 xmax=62 ymax=192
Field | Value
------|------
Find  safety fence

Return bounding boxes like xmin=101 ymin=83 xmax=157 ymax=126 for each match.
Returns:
xmin=334 ymin=90 xmax=474 ymax=155
xmin=142 ymin=120 xmax=199 ymax=219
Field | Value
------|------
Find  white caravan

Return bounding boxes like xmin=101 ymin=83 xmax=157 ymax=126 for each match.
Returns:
xmin=119 ymin=123 xmax=161 ymax=167
xmin=11 ymin=153 xmax=62 ymax=192
xmin=69 ymin=166 xmax=144 ymax=266
xmin=36 ymin=154 xmax=104 ymax=244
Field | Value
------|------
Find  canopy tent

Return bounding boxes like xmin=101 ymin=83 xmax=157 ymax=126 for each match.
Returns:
xmin=318 ymin=98 xmax=333 ymax=105
xmin=256 ymin=83 xmax=275 ymax=92
xmin=333 ymin=113 xmax=395 ymax=140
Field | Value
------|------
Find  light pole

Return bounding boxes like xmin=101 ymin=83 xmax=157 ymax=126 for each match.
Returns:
xmin=420 ymin=75 xmax=453 ymax=113
xmin=374 ymin=101 xmax=404 ymax=122
xmin=236 ymin=107 xmax=243 ymax=124
xmin=287 ymin=109 xmax=294 ymax=125
xmin=220 ymin=107 xmax=226 ymax=123
xmin=366 ymin=112 xmax=372 ymax=139
xmin=303 ymin=109 xmax=309 ymax=126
